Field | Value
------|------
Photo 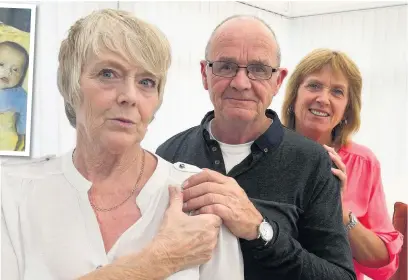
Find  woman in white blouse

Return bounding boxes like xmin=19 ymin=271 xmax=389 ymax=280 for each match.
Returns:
xmin=1 ymin=9 xmax=244 ymax=280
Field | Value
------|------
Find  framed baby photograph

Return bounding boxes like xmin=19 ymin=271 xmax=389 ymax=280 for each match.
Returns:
xmin=0 ymin=3 xmax=36 ymax=157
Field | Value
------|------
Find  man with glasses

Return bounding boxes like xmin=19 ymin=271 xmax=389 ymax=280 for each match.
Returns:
xmin=157 ymin=15 xmax=356 ymax=280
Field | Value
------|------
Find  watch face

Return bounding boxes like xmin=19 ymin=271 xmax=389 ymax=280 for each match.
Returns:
xmin=350 ymin=213 xmax=358 ymax=224
xmin=259 ymin=222 xmax=273 ymax=241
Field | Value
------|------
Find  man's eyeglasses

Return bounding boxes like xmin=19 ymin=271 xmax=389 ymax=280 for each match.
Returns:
xmin=207 ymin=61 xmax=278 ymax=80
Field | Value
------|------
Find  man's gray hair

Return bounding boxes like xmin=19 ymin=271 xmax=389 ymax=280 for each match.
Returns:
xmin=205 ymin=15 xmax=281 ymax=66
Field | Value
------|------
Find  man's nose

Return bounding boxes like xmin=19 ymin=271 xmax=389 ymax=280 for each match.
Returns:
xmin=230 ymin=68 xmax=251 ymax=91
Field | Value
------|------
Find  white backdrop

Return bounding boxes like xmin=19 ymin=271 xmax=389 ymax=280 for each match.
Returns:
xmin=0 ymin=1 xmax=406 ymax=217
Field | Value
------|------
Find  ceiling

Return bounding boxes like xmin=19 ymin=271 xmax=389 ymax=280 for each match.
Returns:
xmin=240 ymin=1 xmax=407 ymax=18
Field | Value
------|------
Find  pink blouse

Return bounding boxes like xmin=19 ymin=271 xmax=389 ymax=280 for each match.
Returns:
xmin=338 ymin=142 xmax=404 ymax=280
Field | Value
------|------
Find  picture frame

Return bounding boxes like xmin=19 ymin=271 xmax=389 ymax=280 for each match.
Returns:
xmin=0 ymin=3 xmax=36 ymax=157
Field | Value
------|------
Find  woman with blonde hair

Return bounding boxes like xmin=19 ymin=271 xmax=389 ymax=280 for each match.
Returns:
xmin=1 ymin=9 xmax=244 ymax=280
xmin=281 ymin=48 xmax=403 ymax=280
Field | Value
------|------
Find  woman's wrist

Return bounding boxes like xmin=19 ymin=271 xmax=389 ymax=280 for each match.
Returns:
xmin=342 ymin=208 xmax=352 ymax=226
xmin=115 ymin=238 xmax=179 ymax=279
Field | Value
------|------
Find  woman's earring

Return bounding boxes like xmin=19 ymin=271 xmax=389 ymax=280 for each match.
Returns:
xmin=287 ymin=105 xmax=293 ymax=115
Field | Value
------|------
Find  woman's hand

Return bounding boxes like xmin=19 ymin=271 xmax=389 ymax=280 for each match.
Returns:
xmin=324 ymin=145 xmax=349 ymax=223
xmin=153 ymin=186 xmax=222 ymax=272
xmin=323 ymin=145 xmax=347 ymax=196
xmin=78 ymin=186 xmax=222 ymax=280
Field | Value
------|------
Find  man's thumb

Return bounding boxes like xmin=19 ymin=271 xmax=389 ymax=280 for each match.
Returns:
xmin=168 ymin=185 xmax=183 ymax=209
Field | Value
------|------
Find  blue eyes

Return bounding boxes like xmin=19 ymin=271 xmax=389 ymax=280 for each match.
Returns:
xmin=306 ymin=83 xmax=320 ymax=90
xmin=306 ymin=83 xmax=344 ymax=95
xmin=139 ymin=79 xmax=156 ymax=88
xmin=98 ymin=69 xmax=157 ymax=88
xmin=100 ymin=69 xmax=114 ymax=78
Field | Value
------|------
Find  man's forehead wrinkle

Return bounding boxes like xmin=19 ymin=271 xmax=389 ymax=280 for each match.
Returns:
xmin=210 ymin=33 xmax=277 ymax=66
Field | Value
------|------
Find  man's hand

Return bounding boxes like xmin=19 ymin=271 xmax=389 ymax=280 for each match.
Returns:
xmin=182 ymin=168 xmax=263 ymax=241
xmin=153 ymin=186 xmax=222 ymax=273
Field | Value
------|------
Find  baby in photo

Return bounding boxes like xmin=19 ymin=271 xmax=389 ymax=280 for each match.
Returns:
xmin=0 ymin=40 xmax=28 ymax=151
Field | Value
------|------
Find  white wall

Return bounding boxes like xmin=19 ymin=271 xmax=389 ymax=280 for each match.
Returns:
xmin=288 ymin=1 xmax=406 ymax=17
xmin=0 ymin=2 xmax=406 ymax=214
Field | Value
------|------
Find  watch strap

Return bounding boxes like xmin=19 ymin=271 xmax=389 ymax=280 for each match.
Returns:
xmin=345 ymin=211 xmax=358 ymax=231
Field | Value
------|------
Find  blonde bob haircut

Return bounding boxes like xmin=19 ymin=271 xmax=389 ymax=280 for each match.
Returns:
xmin=281 ymin=48 xmax=362 ymax=147
xmin=57 ymin=9 xmax=172 ymax=128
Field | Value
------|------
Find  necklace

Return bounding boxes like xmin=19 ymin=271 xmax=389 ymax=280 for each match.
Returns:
xmin=72 ymin=148 xmax=146 ymax=212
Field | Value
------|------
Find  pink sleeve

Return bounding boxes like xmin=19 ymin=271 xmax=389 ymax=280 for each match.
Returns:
xmin=353 ymin=159 xmax=404 ymax=280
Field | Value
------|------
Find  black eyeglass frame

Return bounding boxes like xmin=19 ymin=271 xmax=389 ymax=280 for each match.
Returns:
xmin=206 ymin=60 xmax=279 ymax=80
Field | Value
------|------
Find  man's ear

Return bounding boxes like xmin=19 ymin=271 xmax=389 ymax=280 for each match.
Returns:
xmin=277 ymin=68 xmax=288 ymax=88
xmin=200 ymin=60 xmax=209 ymax=90
xmin=273 ymin=68 xmax=288 ymax=97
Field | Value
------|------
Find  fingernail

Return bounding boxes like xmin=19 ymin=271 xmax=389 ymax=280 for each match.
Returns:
xmin=182 ymin=180 xmax=189 ymax=188
xmin=169 ymin=185 xmax=178 ymax=193
xmin=169 ymin=188 xmax=175 ymax=197
xmin=183 ymin=202 xmax=187 ymax=208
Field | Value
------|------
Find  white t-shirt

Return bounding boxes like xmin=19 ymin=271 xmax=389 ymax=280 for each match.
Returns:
xmin=207 ymin=120 xmax=253 ymax=174
xmin=1 ymin=151 xmax=244 ymax=280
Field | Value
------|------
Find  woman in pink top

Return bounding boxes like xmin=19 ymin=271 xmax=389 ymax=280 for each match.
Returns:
xmin=281 ymin=48 xmax=403 ymax=280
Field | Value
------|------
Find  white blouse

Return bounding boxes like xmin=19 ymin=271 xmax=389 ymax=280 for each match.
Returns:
xmin=1 ymin=151 xmax=244 ymax=280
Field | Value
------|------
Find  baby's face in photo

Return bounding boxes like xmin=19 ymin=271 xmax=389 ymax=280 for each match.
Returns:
xmin=0 ymin=45 xmax=25 ymax=89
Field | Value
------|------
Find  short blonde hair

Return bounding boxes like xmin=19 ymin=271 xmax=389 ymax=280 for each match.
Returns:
xmin=281 ymin=49 xmax=362 ymax=147
xmin=57 ymin=9 xmax=172 ymax=127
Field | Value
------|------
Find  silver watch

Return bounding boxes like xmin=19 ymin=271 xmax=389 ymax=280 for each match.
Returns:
xmin=257 ymin=219 xmax=274 ymax=245
xmin=345 ymin=211 xmax=358 ymax=232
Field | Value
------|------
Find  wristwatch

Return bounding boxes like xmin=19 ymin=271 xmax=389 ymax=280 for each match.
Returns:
xmin=345 ymin=211 xmax=358 ymax=232
xmin=254 ymin=217 xmax=274 ymax=247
